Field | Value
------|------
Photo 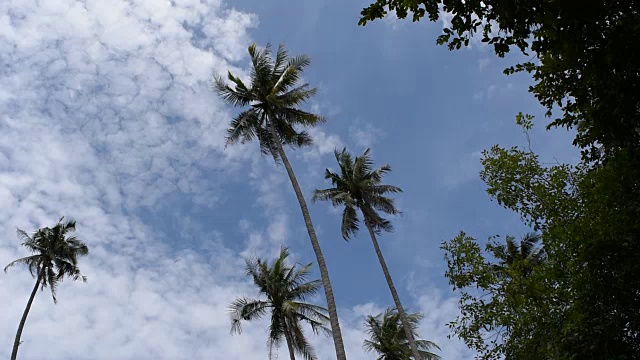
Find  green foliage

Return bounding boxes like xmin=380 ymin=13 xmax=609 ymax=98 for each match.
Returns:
xmin=442 ymin=232 xmax=559 ymax=359
xmin=363 ymin=308 xmax=441 ymax=360
xmin=359 ymin=0 xmax=640 ymax=162
xmin=5 ymin=218 xmax=89 ymax=303
xmin=213 ymin=43 xmax=324 ymax=162
xmin=312 ymin=148 xmax=402 ymax=237
xmin=230 ymin=248 xmax=331 ymax=360
xmin=442 ymin=142 xmax=640 ymax=358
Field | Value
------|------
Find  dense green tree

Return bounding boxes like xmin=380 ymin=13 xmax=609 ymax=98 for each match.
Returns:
xmin=359 ymin=0 xmax=640 ymax=163
xmin=4 ymin=218 xmax=88 ymax=360
xmin=214 ymin=43 xmax=347 ymax=360
xmin=442 ymin=231 xmax=556 ymax=359
xmin=230 ymin=248 xmax=331 ymax=360
xmin=441 ymin=129 xmax=640 ymax=359
xmin=364 ymin=308 xmax=441 ymax=360
xmin=313 ymin=148 xmax=422 ymax=359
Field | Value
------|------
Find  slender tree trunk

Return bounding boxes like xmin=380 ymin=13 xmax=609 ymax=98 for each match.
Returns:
xmin=283 ymin=326 xmax=297 ymax=360
xmin=12 ymin=272 xmax=42 ymax=360
xmin=364 ymin=220 xmax=422 ymax=360
xmin=267 ymin=120 xmax=347 ymax=360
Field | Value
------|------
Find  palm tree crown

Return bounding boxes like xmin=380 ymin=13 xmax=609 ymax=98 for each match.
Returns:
xmin=5 ymin=217 xmax=88 ymax=303
xmin=492 ymin=232 xmax=545 ymax=267
xmin=230 ymin=248 xmax=331 ymax=360
xmin=213 ymin=43 xmax=324 ymax=162
xmin=364 ymin=308 xmax=441 ymax=360
xmin=312 ymin=148 xmax=402 ymax=239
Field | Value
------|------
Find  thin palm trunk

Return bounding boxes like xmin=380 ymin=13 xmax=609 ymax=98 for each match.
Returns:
xmin=364 ymin=220 xmax=422 ymax=360
xmin=12 ymin=271 xmax=42 ymax=360
xmin=268 ymin=120 xmax=347 ymax=360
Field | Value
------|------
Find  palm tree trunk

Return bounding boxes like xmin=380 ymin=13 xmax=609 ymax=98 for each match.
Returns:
xmin=267 ymin=120 xmax=347 ymax=360
xmin=12 ymin=272 xmax=42 ymax=360
xmin=364 ymin=220 xmax=422 ymax=360
xmin=283 ymin=327 xmax=297 ymax=360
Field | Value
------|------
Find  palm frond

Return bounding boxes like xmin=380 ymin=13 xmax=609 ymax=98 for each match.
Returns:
xmin=520 ymin=232 xmax=541 ymax=258
xmin=276 ymin=86 xmax=319 ymax=108
xmin=4 ymin=255 xmax=40 ymax=274
xmin=270 ymin=54 xmax=311 ymax=95
xmin=364 ymin=308 xmax=441 ymax=360
xmin=226 ymin=109 xmax=262 ymax=146
xmin=16 ymin=228 xmax=32 ymax=243
xmin=271 ymin=44 xmax=289 ymax=81
xmin=213 ymin=75 xmax=254 ymax=107
xmin=60 ymin=219 xmax=77 ymax=234
xmin=367 ymin=195 xmax=400 ymax=216
xmin=277 ymin=107 xmax=325 ymax=128
xmin=248 ymin=43 xmax=275 ymax=93
xmin=267 ymin=314 xmax=285 ymax=360
xmin=369 ymin=164 xmax=393 ymax=182
xmin=368 ymin=184 xmax=403 ymax=195
xmin=229 ymin=297 xmax=270 ymax=334
xmin=311 ymin=188 xmax=341 ymax=203
xmin=46 ymin=266 xmax=59 ymax=303
xmin=363 ymin=207 xmax=394 ymax=234
xmin=354 ymin=148 xmax=375 ymax=180
xmin=341 ymin=205 xmax=360 ymax=241
xmin=290 ymin=280 xmax=322 ymax=300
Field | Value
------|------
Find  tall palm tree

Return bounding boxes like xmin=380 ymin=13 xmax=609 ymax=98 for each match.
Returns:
xmin=364 ymin=308 xmax=441 ymax=360
xmin=230 ymin=248 xmax=331 ymax=360
xmin=214 ymin=43 xmax=347 ymax=360
xmin=4 ymin=218 xmax=88 ymax=360
xmin=313 ymin=148 xmax=422 ymax=359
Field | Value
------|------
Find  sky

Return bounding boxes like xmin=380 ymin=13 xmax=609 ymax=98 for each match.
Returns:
xmin=0 ymin=0 xmax=578 ymax=359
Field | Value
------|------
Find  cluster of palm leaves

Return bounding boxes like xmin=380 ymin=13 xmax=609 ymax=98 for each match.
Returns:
xmin=5 ymin=43 xmax=447 ymax=360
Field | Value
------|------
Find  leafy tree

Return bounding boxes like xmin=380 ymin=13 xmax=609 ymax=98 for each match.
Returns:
xmin=442 ymin=232 xmax=556 ymax=359
xmin=359 ymin=0 xmax=640 ymax=163
xmin=313 ymin=148 xmax=423 ymax=359
xmin=230 ymin=248 xmax=331 ymax=360
xmin=441 ymin=130 xmax=640 ymax=358
xmin=364 ymin=308 xmax=441 ymax=360
xmin=4 ymin=218 xmax=88 ymax=360
xmin=214 ymin=43 xmax=347 ymax=360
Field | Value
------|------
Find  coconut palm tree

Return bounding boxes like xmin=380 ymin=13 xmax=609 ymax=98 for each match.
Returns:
xmin=214 ymin=43 xmax=347 ymax=360
xmin=364 ymin=308 xmax=441 ymax=360
xmin=230 ymin=248 xmax=331 ymax=360
xmin=4 ymin=218 xmax=88 ymax=360
xmin=312 ymin=148 xmax=422 ymax=359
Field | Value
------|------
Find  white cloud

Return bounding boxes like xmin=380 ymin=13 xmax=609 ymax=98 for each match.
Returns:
xmin=300 ymin=127 xmax=343 ymax=164
xmin=478 ymin=57 xmax=491 ymax=70
xmin=416 ymin=291 xmax=475 ymax=359
xmin=348 ymin=120 xmax=385 ymax=150
xmin=441 ymin=150 xmax=484 ymax=187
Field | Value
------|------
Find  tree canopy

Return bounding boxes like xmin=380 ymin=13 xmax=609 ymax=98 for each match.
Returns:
xmin=442 ymin=131 xmax=640 ymax=358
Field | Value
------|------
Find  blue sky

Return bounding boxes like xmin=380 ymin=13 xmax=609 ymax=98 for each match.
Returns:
xmin=0 ymin=0 xmax=578 ymax=359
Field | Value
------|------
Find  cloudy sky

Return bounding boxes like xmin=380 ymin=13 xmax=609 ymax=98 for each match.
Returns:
xmin=0 ymin=0 xmax=578 ymax=359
